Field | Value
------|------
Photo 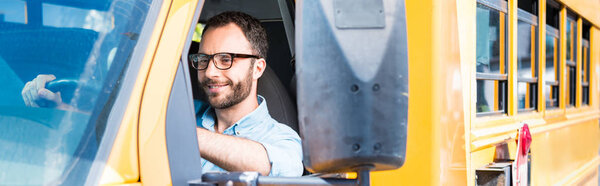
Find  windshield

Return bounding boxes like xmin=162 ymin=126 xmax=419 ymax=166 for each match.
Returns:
xmin=0 ymin=0 xmax=153 ymax=184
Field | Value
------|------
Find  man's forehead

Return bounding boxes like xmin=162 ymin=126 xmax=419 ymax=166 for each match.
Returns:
xmin=198 ymin=23 xmax=253 ymax=54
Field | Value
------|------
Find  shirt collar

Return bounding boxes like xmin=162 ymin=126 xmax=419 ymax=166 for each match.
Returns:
xmin=197 ymin=95 xmax=270 ymax=135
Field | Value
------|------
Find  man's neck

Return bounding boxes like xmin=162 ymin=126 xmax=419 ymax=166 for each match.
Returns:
xmin=213 ymin=94 xmax=259 ymax=133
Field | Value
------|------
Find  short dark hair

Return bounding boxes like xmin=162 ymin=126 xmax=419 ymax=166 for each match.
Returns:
xmin=202 ymin=11 xmax=268 ymax=59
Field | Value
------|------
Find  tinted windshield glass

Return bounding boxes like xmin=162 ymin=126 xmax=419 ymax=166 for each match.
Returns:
xmin=0 ymin=0 xmax=152 ymax=184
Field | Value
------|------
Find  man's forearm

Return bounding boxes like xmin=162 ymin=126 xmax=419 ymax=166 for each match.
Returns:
xmin=196 ymin=127 xmax=271 ymax=175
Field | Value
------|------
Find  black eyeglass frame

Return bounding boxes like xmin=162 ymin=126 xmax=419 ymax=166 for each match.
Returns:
xmin=188 ymin=52 xmax=260 ymax=70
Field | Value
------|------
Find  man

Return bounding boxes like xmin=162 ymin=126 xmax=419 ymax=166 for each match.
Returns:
xmin=190 ymin=11 xmax=303 ymax=177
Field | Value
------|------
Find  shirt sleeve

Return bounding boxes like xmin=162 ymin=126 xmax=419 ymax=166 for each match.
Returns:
xmin=259 ymin=125 xmax=303 ymax=177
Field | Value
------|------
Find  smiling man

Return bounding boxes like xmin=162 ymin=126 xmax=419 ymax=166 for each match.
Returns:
xmin=190 ymin=11 xmax=303 ymax=177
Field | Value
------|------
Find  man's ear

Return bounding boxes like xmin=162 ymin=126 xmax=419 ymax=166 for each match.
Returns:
xmin=253 ymin=58 xmax=266 ymax=80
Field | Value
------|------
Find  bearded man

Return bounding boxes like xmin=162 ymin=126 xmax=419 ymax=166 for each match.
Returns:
xmin=190 ymin=11 xmax=302 ymax=177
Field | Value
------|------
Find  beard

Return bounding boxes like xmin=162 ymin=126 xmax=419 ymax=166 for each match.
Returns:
xmin=200 ymin=68 xmax=253 ymax=109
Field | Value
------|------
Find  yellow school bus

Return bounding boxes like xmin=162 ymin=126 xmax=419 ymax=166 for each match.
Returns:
xmin=0 ymin=0 xmax=598 ymax=185
xmin=372 ymin=0 xmax=600 ymax=185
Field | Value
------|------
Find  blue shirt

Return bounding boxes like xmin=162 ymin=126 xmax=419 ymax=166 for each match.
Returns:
xmin=195 ymin=95 xmax=303 ymax=177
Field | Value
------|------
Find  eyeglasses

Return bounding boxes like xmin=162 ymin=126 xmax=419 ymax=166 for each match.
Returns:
xmin=189 ymin=52 xmax=260 ymax=70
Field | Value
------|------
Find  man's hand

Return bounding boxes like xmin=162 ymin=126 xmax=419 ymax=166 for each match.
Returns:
xmin=21 ymin=74 xmax=63 ymax=108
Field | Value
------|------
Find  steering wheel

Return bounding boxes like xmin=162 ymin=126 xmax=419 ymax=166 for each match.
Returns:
xmin=45 ymin=78 xmax=78 ymax=103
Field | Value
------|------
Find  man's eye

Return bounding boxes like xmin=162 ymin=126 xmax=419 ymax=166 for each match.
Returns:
xmin=198 ymin=58 xmax=210 ymax=63
xmin=221 ymin=58 xmax=232 ymax=63
xmin=217 ymin=55 xmax=232 ymax=63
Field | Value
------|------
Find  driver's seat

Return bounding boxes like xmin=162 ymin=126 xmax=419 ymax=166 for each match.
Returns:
xmin=257 ymin=64 xmax=298 ymax=132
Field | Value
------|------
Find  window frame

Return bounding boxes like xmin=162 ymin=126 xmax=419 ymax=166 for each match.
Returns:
xmin=545 ymin=24 xmax=560 ymax=109
xmin=163 ymin=0 xmax=205 ymax=185
xmin=565 ymin=14 xmax=578 ymax=107
xmin=165 ymin=0 xmax=301 ymax=184
xmin=566 ymin=15 xmax=578 ymax=63
xmin=476 ymin=0 xmax=509 ymax=117
xmin=581 ymin=38 xmax=590 ymax=105
xmin=478 ymin=0 xmax=508 ymax=13
xmin=82 ymin=0 xmax=165 ymax=184
xmin=516 ymin=8 xmax=539 ymax=112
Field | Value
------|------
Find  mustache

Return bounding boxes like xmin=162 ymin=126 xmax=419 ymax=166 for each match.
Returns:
xmin=200 ymin=78 xmax=232 ymax=87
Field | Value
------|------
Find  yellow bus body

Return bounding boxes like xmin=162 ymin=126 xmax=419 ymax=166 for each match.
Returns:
xmin=373 ymin=0 xmax=600 ymax=185
xmin=99 ymin=0 xmax=201 ymax=184
xmin=89 ymin=0 xmax=600 ymax=185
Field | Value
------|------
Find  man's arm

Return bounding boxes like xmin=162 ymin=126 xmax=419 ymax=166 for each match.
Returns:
xmin=196 ymin=127 xmax=271 ymax=176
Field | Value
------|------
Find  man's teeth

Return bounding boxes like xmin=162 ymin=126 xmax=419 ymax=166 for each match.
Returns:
xmin=209 ymin=85 xmax=226 ymax=88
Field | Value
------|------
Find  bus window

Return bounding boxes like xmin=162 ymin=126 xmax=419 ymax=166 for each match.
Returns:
xmin=582 ymin=22 xmax=591 ymax=105
xmin=0 ymin=0 xmax=154 ymax=184
xmin=566 ymin=11 xmax=577 ymax=107
xmin=544 ymin=0 xmax=560 ymax=109
xmin=476 ymin=0 xmax=508 ymax=116
xmin=516 ymin=1 xmax=538 ymax=112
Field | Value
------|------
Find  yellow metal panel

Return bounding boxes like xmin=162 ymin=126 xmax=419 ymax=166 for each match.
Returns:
xmin=372 ymin=0 xmax=466 ymax=185
xmin=475 ymin=111 xmax=542 ymax=128
xmin=138 ymin=0 xmax=199 ymax=185
xmin=470 ymin=146 xmax=497 ymax=171
xmin=539 ymin=0 xmax=547 ymax=113
xmin=470 ymin=116 xmax=546 ymax=152
xmin=429 ymin=0 xmax=467 ymax=184
xmin=590 ymin=27 xmax=600 ymax=108
xmin=371 ymin=0 xmax=434 ymax=185
xmin=470 ymin=117 xmax=545 ymax=151
xmin=557 ymin=0 xmax=600 ymax=27
xmin=508 ymin=0 xmax=518 ymax=116
xmin=457 ymin=0 xmax=476 ymax=184
xmin=565 ymin=158 xmax=599 ymax=186
xmin=100 ymin=117 xmax=140 ymax=184
xmin=560 ymin=7 xmax=567 ymax=110
xmin=576 ymin=18 xmax=583 ymax=107
xmin=529 ymin=119 xmax=600 ymax=185
xmin=531 ymin=111 xmax=599 ymax=134
xmin=99 ymin=0 xmax=175 ymax=184
xmin=501 ymin=14 xmax=506 ymax=75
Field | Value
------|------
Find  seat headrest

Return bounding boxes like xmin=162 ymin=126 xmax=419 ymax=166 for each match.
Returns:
xmin=257 ymin=65 xmax=299 ymax=132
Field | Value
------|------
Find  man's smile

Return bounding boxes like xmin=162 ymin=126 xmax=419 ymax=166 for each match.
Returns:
xmin=205 ymin=82 xmax=229 ymax=93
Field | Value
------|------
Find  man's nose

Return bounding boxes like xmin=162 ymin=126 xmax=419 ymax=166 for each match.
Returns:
xmin=203 ymin=60 xmax=221 ymax=77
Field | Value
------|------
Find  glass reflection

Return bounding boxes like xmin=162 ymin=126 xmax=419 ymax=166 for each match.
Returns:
xmin=517 ymin=82 xmax=536 ymax=110
xmin=545 ymin=34 xmax=559 ymax=108
xmin=545 ymin=84 xmax=559 ymax=108
xmin=517 ymin=21 xmax=536 ymax=79
xmin=566 ymin=19 xmax=576 ymax=62
xmin=0 ymin=0 xmax=153 ymax=184
xmin=568 ymin=66 xmax=576 ymax=106
xmin=476 ymin=4 xmax=504 ymax=74
xmin=583 ymin=45 xmax=590 ymax=83
xmin=545 ymin=35 xmax=558 ymax=82
xmin=583 ymin=85 xmax=589 ymax=105
xmin=476 ymin=80 xmax=505 ymax=113
xmin=586 ymin=46 xmax=590 ymax=82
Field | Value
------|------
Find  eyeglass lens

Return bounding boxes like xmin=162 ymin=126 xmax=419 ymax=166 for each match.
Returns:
xmin=193 ymin=53 xmax=234 ymax=70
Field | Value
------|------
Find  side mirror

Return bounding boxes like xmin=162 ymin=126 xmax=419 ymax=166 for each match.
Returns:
xmin=296 ymin=0 xmax=409 ymax=173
